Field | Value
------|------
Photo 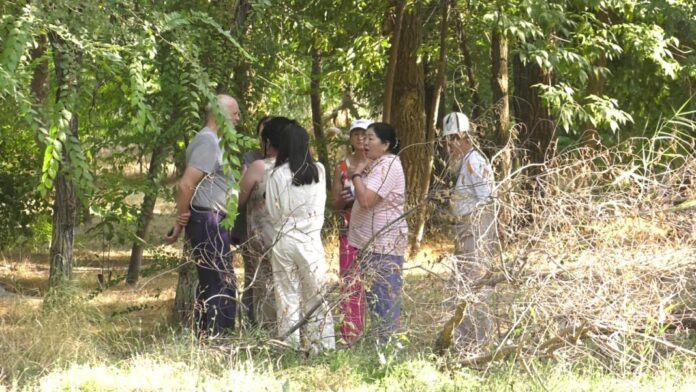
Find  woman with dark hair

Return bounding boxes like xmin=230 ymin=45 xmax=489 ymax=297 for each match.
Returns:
xmin=346 ymin=122 xmax=408 ymax=343
xmin=235 ymin=116 xmax=291 ymax=328
xmin=265 ymin=123 xmax=335 ymax=351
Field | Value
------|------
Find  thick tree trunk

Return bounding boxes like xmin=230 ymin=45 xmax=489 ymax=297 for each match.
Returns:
xmin=310 ymin=45 xmax=330 ymax=187
xmin=491 ymin=27 xmax=512 ymax=176
xmin=453 ymin=7 xmax=483 ymax=120
xmin=412 ymin=0 xmax=449 ymax=252
xmin=383 ymin=0 xmax=406 ymax=123
xmin=391 ymin=2 xmax=427 ymax=252
xmin=512 ymin=55 xmax=555 ymax=165
xmin=127 ymin=146 xmax=167 ymax=284
xmin=47 ymin=32 xmax=79 ymax=290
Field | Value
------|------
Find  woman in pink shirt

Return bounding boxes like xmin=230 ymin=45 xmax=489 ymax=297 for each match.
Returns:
xmin=346 ymin=122 xmax=408 ymax=343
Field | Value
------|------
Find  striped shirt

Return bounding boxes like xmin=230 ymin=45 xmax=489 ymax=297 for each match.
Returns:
xmin=348 ymin=154 xmax=408 ymax=256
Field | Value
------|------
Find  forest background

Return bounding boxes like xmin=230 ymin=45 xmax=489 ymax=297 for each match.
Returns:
xmin=1 ymin=0 xmax=695 ymax=390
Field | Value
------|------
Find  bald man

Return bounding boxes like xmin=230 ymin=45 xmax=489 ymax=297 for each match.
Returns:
xmin=165 ymin=94 xmax=241 ymax=336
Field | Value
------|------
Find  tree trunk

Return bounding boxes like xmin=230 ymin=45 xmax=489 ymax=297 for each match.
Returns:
xmin=127 ymin=146 xmax=167 ymax=284
xmin=391 ymin=1 xmax=427 ymax=253
xmin=227 ymin=0 xmax=252 ymax=101
xmin=310 ymin=45 xmax=330 ymax=187
xmin=173 ymin=253 xmax=197 ymax=327
xmin=411 ymin=0 xmax=449 ymax=252
xmin=49 ymin=144 xmax=77 ymax=289
xmin=580 ymin=52 xmax=607 ymax=149
xmin=491 ymin=27 xmax=512 ymax=176
xmin=580 ymin=11 xmax=609 ymax=149
xmin=512 ymin=55 xmax=555 ymax=165
xmin=47 ymin=32 xmax=79 ymax=290
xmin=453 ymin=6 xmax=483 ymax=120
xmin=383 ymin=0 xmax=406 ymax=123
xmin=30 ymin=35 xmax=49 ymax=106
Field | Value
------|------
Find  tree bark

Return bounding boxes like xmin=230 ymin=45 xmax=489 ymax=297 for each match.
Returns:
xmin=173 ymin=255 xmax=197 ymax=327
xmin=228 ymin=0 xmax=252 ymax=101
xmin=411 ymin=0 xmax=449 ymax=252
xmin=580 ymin=52 xmax=607 ymax=149
xmin=453 ymin=6 xmax=483 ymax=120
xmin=48 ymin=31 xmax=79 ymax=289
xmin=491 ymin=26 xmax=512 ymax=176
xmin=391 ymin=1 xmax=427 ymax=252
xmin=310 ymin=45 xmax=330 ymax=188
xmin=580 ymin=11 xmax=609 ymax=149
xmin=512 ymin=55 xmax=555 ymax=165
xmin=127 ymin=146 xmax=167 ymax=284
xmin=383 ymin=0 xmax=406 ymax=123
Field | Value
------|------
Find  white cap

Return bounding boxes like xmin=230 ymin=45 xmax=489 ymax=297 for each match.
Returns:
xmin=442 ymin=112 xmax=470 ymax=137
xmin=350 ymin=118 xmax=371 ymax=132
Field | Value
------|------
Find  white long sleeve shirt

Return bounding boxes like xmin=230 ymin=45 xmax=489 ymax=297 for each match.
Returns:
xmin=265 ymin=162 xmax=326 ymax=242
xmin=452 ymin=149 xmax=494 ymax=217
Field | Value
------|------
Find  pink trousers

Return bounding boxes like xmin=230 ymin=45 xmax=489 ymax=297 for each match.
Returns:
xmin=339 ymin=235 xmax=364 ymax=342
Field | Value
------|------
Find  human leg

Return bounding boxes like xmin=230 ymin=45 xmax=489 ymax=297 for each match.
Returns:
xmin=185 ymin=210 xmax=236 ymax=335
xmin=365 ymin=253 xmax=403 ymax=343
xmin=270 ymin=237 xmax=301 ymax=347
xmin=339 ymin=237 xmax=364 ymax=342
xmin=296 ymin=238 xmax=335 ymax=351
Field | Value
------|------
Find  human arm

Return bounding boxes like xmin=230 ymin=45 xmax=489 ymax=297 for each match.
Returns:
xmin=348 ymin=160 xmax=381 ymax=209
xmin=330 ymin=164 xmax=354 ymax=210
xmin=164 ymin=165 xmax=205 ymax=244
xmin=238 ymin=159 xmax=264 ymax=207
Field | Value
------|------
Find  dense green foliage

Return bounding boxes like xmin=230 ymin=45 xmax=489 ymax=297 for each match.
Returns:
xmin=0 ymin=0 xmax=694 ymax=250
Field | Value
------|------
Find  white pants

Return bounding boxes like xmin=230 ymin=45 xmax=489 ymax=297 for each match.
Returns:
xmin=271 ymin=233 xmax=335 ymax=351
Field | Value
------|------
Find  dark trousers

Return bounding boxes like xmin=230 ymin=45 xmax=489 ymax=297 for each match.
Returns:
xmin=363 ymin=252 xmax=403 ymax=343
xmin=186 ymin=209 xmax=236 ymax=335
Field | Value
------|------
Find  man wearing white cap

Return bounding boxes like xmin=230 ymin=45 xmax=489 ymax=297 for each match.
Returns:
xmin=441 ymin=111 xmax=497 ymax=351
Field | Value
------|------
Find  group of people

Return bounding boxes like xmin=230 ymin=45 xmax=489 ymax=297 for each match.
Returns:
xmin=164 ymin=94 xmax=497 ymax=353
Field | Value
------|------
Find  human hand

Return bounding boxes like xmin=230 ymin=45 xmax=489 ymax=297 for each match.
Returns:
xmin=348 ymin=161 xmax=368 ymax=178
xmin=163 ymin=225 xmax=182 ymax=244
xmin=176 ymin=211 xmax=191 ymax=227
xmin=340 ymin=188 xmax=355 ymax=203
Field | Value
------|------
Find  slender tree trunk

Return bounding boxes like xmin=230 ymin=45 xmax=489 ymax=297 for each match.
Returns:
xmin=225 ymin=0 xmax=252 ymax=100
xmin=580 ymin=11 xmax=609 ymax=149
xmin=383 ymin=0 xmax=406 ymax=123
xmin=310 ymin=45 xmax=330 ymax=187
xmin=173 ymin=247 xmax=197 ymax=327
xmin=48 ymin=32 xmax=79 ymax=289
xmin=453 ymin=6 xmax=482 ymax=120
xmin=411 ymin=0 xmax=449 ymax=252
xmin=391 ymin=1 xmax=427 ymax=253
xmin=491 ymin=27 xmax=512 ymax=176
xmin=512 ymin=55 xmax=555 ymax=165
xmin=127 ymin=146 xmax=167 ymax=284
xmin=580 ymin=52 xmax=607 ymax=149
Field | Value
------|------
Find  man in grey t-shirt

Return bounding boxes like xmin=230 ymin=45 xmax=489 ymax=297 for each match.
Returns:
xmin=165 ymin=94 xmax=241 ymax=336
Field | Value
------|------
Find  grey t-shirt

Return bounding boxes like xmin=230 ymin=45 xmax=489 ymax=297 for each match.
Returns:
xmin=186 ymin=127 xmax=234 ymax=212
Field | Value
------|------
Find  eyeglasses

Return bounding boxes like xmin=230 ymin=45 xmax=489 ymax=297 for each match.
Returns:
xmin=441 ymin=134 xmax=462 ymax=143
